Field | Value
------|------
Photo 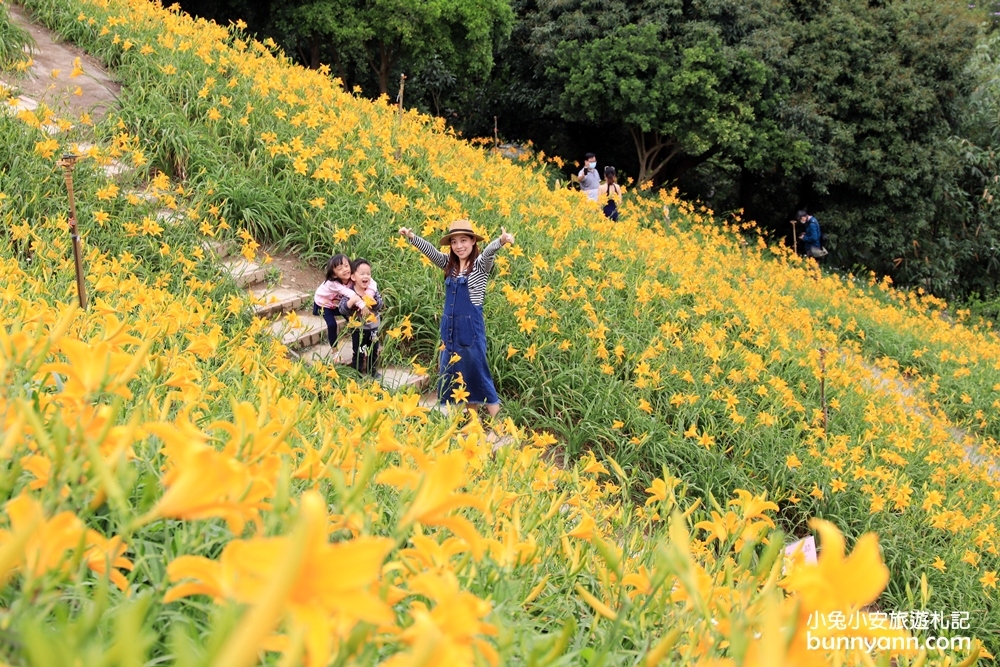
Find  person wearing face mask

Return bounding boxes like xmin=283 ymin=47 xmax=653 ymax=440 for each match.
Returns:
xmin=578 ymin=152 xmax=600 ymax=202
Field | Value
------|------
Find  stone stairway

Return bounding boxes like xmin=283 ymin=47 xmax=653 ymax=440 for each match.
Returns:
xmin=4 ymin=80 xmax=430 ymax=398
xmin=3 ymin=4 xmax=473 ymax=433
xmin=210 ymin=241 xmax=432 ymax=394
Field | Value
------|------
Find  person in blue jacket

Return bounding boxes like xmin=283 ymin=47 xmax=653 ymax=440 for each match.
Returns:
xmin=796 ymin=210 xmax=825 ymax=257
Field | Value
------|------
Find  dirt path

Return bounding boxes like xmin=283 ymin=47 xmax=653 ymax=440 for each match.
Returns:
xmin=263 ymin=246 xmax=321 ymax=290
xmin=847 ymin=352 xmax=999 ymax=480
xmin=2 ymin=2 xmax=119 ymax=119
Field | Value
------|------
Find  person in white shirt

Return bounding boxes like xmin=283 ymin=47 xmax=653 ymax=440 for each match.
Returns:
xmin=577 ymin=152 xmax=600 ymax=202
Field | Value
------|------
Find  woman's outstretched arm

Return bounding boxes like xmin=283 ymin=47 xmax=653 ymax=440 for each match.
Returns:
xmin=473 ymin=227 xmax=515 ymax=275
xmin=399 ymin=227 xmax=448 ymax=269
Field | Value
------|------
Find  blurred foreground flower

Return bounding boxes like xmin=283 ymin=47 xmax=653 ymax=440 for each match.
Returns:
xmin=165 ymin=491 xmax=394 ymax=667
xmin=0 ymin=494 xmax=133 ymax=590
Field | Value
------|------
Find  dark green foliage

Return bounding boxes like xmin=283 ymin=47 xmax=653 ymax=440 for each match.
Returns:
xmin=930 ymin=33 xmax=1000 ymax=299
xmin=482 ymin=0 xmax=993 ymax=300
xmin=182 ymin=0 xmax=514 ymax=98
xmin=538 ymin=0 xmax=803 ymax=184
xmin=738 ymin=0 xmax=981 ymax=295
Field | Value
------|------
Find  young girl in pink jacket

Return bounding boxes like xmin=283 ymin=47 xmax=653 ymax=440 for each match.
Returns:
xmin=312 ymin=254 xmax=378 ymax=347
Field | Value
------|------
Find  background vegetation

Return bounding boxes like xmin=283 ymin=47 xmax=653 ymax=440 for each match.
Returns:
xmin=3 ymin=0 xmax=1000 ymax=656
xmin=171 ymin=0 xmax=1000 ymax=303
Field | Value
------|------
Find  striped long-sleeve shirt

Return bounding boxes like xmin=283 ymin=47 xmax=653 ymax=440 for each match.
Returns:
xmin=409 ymin=234 xmax=502 ymax=306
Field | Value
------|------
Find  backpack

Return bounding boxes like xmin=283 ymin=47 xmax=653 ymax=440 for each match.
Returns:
xmin=808 ymin=246 xmax=829 ymax=258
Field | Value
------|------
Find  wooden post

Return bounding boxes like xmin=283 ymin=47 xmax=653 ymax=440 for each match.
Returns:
xmin=58 ymin=153 xmax=87 ymax=310
xmin=791 ymin=219 xmax=798 ymax=255
xmin=819 ymin=347 xmax=828 ymax=438
xmin=396 ymin=73 xmax=406 ymax=114
xmin=493 ymin=116 xmax=499 ymax=153
xmin=394 ymin=73 xmax=406 ymax=160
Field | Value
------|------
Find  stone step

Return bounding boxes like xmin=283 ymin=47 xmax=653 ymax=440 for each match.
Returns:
xmin=416 ymin=391 xmax=512 ymax=436
xmin=124 ymin=189 xmax=159 ymax=204
xmin=156 ymin=208 xmax=183 ymax=226
xmin=379 ymin=367 xmax=430 ymax=393
xmin=222 ymin=257 xmax=268 ymax=288
xmin=418 ymin=390 xmax=450 ymax=415
xmin=298 ymin=341 xmax=429 ymax=392
xmin=299 ymin=340 xmax=353 ymax=365
xmin=101 ymin=160 xmax=130 ymax=179
xmin=1 ymin=95 xmax=38 ymax=114
xmin=201 ymin=239 xmax=234 ymax=259
xmin=270 ymin=313 xmax=327 ymax=349
xmin=251 ymin=286 xmax=312 ymax=318
xmin=1 ymin=92 xmax=67 ymax=132
xmin=487 ymin=431 xmax=516 ymax=452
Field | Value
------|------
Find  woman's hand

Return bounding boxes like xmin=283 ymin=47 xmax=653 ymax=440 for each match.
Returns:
xmin=499 ymin=227 xmax=515 ymax=246
xmin=398 ymin=227 xmax=414 ymax=240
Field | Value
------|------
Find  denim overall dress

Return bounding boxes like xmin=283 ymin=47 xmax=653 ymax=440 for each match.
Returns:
xmin=438 ymin=274 xmax=499 ymax=405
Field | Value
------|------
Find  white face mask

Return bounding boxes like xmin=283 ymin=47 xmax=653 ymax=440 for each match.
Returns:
xmin=587 ymin=161 xmax=596 ymax=169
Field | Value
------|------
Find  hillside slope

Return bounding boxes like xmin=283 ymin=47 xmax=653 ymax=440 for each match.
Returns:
xmin=2 ymin=0 xmax=999 ymax=661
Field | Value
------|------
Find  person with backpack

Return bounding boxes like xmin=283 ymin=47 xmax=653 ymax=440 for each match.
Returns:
xmin=599 ymin=166 xmax=624 ymax=221
xmin=795 ymin=210 xmax=827 ymax=258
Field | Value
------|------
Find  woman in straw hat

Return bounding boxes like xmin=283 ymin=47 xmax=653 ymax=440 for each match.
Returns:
xmin=399 ymin=220 xmax=515 ymax=417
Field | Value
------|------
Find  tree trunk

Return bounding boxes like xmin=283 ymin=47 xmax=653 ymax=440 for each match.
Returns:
xmin=362 ymin=40 xmax=401 ymax=97
xmin=297 ymin=37 xmax=322 ymax=70
xmin=378 ymin=42 xmax=390 ymax=95
xmin=331 ymin=48 xmax=348 ymax=87
xmin=660 ymin=147 xmax=720 ymax=184
xmin=310 ymin=37 xmax=320 ymax=70
xmin=628 ymin=126 xmax=681 ymax=185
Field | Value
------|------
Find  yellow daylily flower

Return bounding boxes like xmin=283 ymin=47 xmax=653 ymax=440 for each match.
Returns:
xmin=166 ymin=491 xmax=394 ymax=667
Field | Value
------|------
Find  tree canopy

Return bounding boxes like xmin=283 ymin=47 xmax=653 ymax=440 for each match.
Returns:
xmin=735 ymin=0 xmax=981 ymax=292
xmin=516 ymin=0 xmax=804 ymax=184
xmin=271 ymin=0 xmax=513 ymax=94
xmin=179 ymin=0 xmax=512 ymax=96
xmin=175 ymin=0 xmax=996 ymax=298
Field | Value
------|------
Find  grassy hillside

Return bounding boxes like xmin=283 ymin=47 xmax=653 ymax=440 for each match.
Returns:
xmin=1 ymin=0 xmax=998 ymax=662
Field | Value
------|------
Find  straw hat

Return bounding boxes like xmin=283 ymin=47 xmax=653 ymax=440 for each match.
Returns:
xmin=439 ymin=219 xmax=484 ymax=246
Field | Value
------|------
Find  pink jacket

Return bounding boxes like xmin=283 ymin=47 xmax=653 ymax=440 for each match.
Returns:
xmin=314 ymin=278 xmax=378 ymax=309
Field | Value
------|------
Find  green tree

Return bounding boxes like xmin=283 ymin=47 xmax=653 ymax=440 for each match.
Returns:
xmin=930 ymin=33 xmax=1000 ymax=297
xmin=269 ymin=0 xmax=513 ymax=95
xmin=729 ymin=0 xmax=981 ymax=291
xmin=523 ymin=0 xmax=801 ymax=184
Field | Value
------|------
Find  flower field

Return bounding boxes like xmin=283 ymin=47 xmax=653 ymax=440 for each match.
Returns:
xmin=1 ymin=0 xmax=999 ymax=663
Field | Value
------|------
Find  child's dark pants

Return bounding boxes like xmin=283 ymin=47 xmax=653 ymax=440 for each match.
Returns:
xmin=352 ymin=328 xmax=379 ymax=376
xmin=314 ymin=304 xmax=339 ymax=347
